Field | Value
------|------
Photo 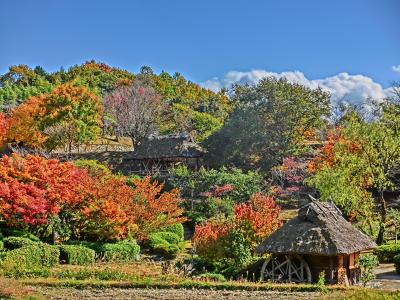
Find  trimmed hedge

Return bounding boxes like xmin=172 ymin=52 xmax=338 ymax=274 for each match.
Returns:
xmin=148 ymin=231 xmax=184 ymax=258
xmin=101 ymin=240 xmax=140 ymax=262
xmin=1 ymin=243 xmax=60 ymax=269
xmin=1 ymin=228 xmax=40 ymax=242
xmin=374 ymin=242 xmax=400 ymax=263
xmin=65 ymin=240 xmax=104 ymax=254
xmin=3 ymin=236 xmax=38 ymax=250
xmin=65 ymin=240 xmax=140 ymax=262
xmin=59 ymin=245 xmax=95 ymax=265
xmin=151 ymin=232 xmax=182 ymax=245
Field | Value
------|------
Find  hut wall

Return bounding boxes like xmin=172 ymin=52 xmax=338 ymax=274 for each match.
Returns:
xmin=303 ymin=254 xmax=360 ymax=285
xmin=303 ymin=255 xmax=338 ymax=284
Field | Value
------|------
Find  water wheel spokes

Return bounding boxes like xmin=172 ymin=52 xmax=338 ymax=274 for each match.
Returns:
xmin=261 ymin=254 xmax=312 ymax=283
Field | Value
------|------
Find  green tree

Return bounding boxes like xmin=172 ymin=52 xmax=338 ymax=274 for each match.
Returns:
xmin=307 ymin=97 xmax=400 ymax=244
xmin=204 ymin=77 xmax=330 ymax=172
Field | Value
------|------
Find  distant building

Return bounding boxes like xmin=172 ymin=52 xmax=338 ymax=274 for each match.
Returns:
xmin=55 ymin=134 xmax=205 ymax=175
xmin=126 ymin=134 xmax=205 ymax=175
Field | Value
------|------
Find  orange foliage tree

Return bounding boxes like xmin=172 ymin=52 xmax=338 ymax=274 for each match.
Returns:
xmin=0 ymin=155 xmax=185 ymax=242
xmin=0 ymin=113 xmax=9 ymax=146
xmin=193 ymin=193 xmax=281 ymax=261
xmin=233 ymin=193 xmax=282 ymax=249
xmin=7 ymin=84 xmax=102 ymax=151
xmin=127 ymin=177 xmax=186 ymax=241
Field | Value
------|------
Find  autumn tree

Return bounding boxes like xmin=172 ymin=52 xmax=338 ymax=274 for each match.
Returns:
xmin=193 ymin=193 xmax=281 ymax=265
xmin=127 ymin=176 xmax=186 ymax=240
xmin=0 ymin=113 xmax=8 ymax=146
xmin=307 ymin=96 xmax=400 ymax=244
xmin=0 ymin=154 xmax=89 ymax=230
xmin=204 ymin=77 xmax=330 ymax=173
xmin=7 ymin=84 xmax=102 ymax=151
xmin=103 ymin=78 xmax=162 ymax=146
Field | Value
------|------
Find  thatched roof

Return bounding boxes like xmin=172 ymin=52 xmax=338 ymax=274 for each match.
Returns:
xmin=256 ymin=201 xmax=376 ymax=256
xmin=126 ymin=134 xmax=205 ymax=160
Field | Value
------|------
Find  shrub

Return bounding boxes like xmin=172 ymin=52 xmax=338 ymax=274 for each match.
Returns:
xmin=65 ymin=240 xmax=104 ymax=254
xmin=3 ymin=236 xmax=38 ymax=250
xmin=150 ymin=232 xmax=181 ymax=245
xmin=100 ymin=240 xmax=140 ymax=262
xmin=0 ymin=243 xmax=59 ymax=277
xmin=150 ymin=242 xmax=181 ymax=259
xmin=393 ymin=254 xmax=400 ymax=275
xmin=59 ymin=245 xmax=95 ymax=265
xmin=374 ymin=242 xmax=400 ymax=262
xmin=148 ymin=232 xmax=184 ymax=258
xmin=1 ymin=228 xmax=40 ymax=242
xmin=199 ymin=272 xmax=226 ymax=282
xmin=358 ymin=254 xmax=379 ymax=287
xmin=164 ymin=223 xmax=184 ymax=241
xmin=0 ymin=241 xmax=3 ymax=251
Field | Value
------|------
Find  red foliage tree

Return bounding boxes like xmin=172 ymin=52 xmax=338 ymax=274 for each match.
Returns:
xmin=193 ymin=193 xmax=282 ymax=259
xmin=233 ymin=193 xmax=282 ymax=248
xmin=0 ymin=155 xmax=186 ymax=242
xmin=0 ymin=154 xmax=89 ymax=227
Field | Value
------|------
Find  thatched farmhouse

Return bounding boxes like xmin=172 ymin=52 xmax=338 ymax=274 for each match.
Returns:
xmin=256 ymin=200 xmax=376 ymax=285
xmin=125 ymin=134 xmax=205 ymax=175
xmin=54 ymin=134 xmax=205 ymax=175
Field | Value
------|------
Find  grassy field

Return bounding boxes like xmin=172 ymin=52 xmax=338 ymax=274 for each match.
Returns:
xmin=0 ymin=260 xmax=399 ymax=299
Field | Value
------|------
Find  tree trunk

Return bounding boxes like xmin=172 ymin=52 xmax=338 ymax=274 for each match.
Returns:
xmin=376 ymin=191 xmax=387 ymax=245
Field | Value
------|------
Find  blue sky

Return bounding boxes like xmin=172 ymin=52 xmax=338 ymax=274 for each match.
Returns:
xmin=0 ymin=0 xmax=399 ymax=101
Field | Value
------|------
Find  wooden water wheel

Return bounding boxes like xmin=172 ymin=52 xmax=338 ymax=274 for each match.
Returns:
xmin=260 ymin=254 xmax=312 ymax=283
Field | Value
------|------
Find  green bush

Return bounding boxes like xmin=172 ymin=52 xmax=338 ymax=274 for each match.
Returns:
xmin=358 ymin=254 xmax=379 ymax=287
xmin=374 ymin=242 xmax=400 ymax=262
xmin=59 ymin=245 xmax=95 ymax=265
xmin=0 ymin=240 xmax=3 ymax=251
xmin=148 ymin=232 xmax=184 ymax=258
xmin=100 ymin=240 xmax=140 ymax=262
xmin=199 ymin=272 xmax=226 ymax=282
xmin=393 ymin=254 xmax=400 ymax=275
xmin=65 ymin=240 xmax=104 ymax=254
xmin=0 ymin=243 xmax=59 ymax=277
xmin=1 ymin=228 xmax=40 ymax=242
xmin=151 ymin=232 xmax=181 ymax=245
xmin=164 ymin=223 xmax=184 ymax=241
xmin=3 ymin=236 xmax=38 ymax=250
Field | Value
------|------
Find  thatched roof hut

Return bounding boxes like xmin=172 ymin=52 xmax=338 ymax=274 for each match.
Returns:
xmin=256 ymin=201 xmax=376 ymax=256
xmin=126 ymin=134 xmax=205 ymax=160
xmin=256 ymin=200 xmax=376 ymax=285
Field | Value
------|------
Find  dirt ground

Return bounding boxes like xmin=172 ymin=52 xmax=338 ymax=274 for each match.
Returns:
xmin=29 ymin=286 xmax=323 ymax=300
xmin=372 ymin=263 xmax=400 ymax=291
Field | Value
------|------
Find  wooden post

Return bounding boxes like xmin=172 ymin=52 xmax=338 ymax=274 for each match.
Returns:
xmin=337 ymin=255 xmax=349 ymax=286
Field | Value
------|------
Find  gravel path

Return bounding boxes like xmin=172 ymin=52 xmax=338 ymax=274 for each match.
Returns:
xmin=31 ymin=286 xmax=323 ymax=300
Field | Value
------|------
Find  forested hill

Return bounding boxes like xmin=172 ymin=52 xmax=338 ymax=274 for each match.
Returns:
xmin=0 ymin=61 xmax=231 ymax=142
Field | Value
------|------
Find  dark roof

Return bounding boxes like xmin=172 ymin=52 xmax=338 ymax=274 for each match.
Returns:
xmin=256 ymin=200 xmax=376 ymax=256
xmin=126 ymin=134 xmax=205 ymax=160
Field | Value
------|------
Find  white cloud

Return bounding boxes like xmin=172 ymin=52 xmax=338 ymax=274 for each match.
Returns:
xmin=393 ymin=65 xmax=400 ymax=73
xmin=202 ymin=69 xmax=392 ymax=107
